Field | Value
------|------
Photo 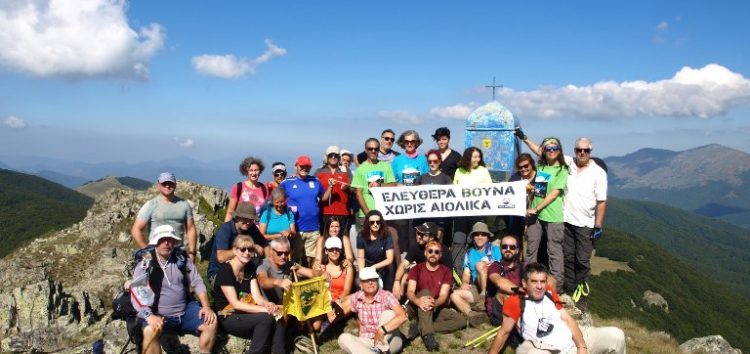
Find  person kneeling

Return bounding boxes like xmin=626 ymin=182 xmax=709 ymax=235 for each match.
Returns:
xmin=214 ymin=235 xmax=282 ymax=354
xmin=338 ymin=267 xmax=407 ymax=354
xmin=130 ymin=225 xmax=217 ymax=354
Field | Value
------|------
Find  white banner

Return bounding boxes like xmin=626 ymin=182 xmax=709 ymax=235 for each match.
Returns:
xmin=370 ymin=181 xmax=527 ymax=220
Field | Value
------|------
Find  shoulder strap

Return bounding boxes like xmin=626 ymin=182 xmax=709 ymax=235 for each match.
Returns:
xmin=235 ymin=182 xmax=243 ymax=200
xmin=259 ymin=182 xmax=268 ymax=199
xmin=147 ymin=250 xmax=163 ymax=314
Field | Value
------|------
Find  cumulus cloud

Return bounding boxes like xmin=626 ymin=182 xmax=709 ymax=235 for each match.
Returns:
xmin=173 ymin=137 xmax=194 ymax=148
xmin=0 ymin=0 xmax=166 ymax=80
xmin=430 ymin=64 xmax=750 ymax=121
xmin=2 ymin=116 xmax=26 ymax=128
xmin=430 ymin=103 xmax=479 ymax=119
xmin=377 ymin=110 xmax=422 ymax=124
xmin=192 ymin=39 xmax=287 ymax=79
xmin=656 ymin=21 xmax=669 ymax=31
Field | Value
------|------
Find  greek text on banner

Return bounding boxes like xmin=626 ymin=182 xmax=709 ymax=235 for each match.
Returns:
xmin=370 ymin=181 xmax=527 ymax=220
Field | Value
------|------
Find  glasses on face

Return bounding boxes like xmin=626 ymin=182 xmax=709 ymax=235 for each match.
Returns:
xmin=426 ymin=248 xmax=442 ymax=255
xmin=501 ymin=244 xmax=518 ymax=251
xmin=474 ymin=232 xmax=489 ymax=238
xmin=416 ymin=232 xmax=431 ymax=238
xmin=237 ymin=217 xmax=254 ymax=224
xmin=326 ymin=248 xmax=342 ymax=253
xmin=574 ymin=148 xmax=592 ymax=154
xmin=366 ymin=146 xmax=379 ymax=152
xmin=298 ymin=166 xmax=311 ymax=171
xmin=428 ymin=159 xmax=440 ymax=165
xmin=160 ymin=182 xmax=176 ymax=188
xmin=274 ymin=172 xmax=287 ymax=177
xmin=517 ymin=163 xmax=531 ymax=170
xmin=369 ymin=219 xmax=382 ymax=226
xmin=544 ymin=145 xmax=560 ymax=152
xmin=273 ymin=249 xmax=290 ymax=257
xmin=403 ymin=139 xmax=417 ymax=145
xmin=328 ymin=153 xmax=340 ymax=159
xmin=237 ymin=247 xmax=255 ymax=253
xmin=362 ymin=278 xmax=378 ymax=284
xmin=382 ymin=136 xmax=394 ymax=142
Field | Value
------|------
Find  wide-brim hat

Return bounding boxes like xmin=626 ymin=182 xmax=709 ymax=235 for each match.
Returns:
xmin=149 ymin=224 xmax=182 ymax=245
xmin=234 ymin=202 xmax=258 ymax=220
xmin=470 ymin=222 xmax=494 ymax=237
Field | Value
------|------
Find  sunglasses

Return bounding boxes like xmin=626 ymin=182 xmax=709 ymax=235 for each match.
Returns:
xmin=273 ymin=172 xmax=287 ymax=177
xmin=501 ymin=244 xmax=518 ymax=250
xmin=236 ymin=217 xmax=255 ymax=224
xmin=328 ymin=153 xmax=340 ymax=158
xmin=273 ymin=249 xmax=290 ymax=257
xmin=298 ymin=166 xmax=312 ymax=171
xmin=474 ymin=232 xmax=489 ymax=237
xmin=369 ymin=219 xmax=382 ymax=226
xmin=160 ymin=182 xmax=176 ymax=187
xmin=426 ymin=249 xmax=442 ymax=255
xmin=427 ymin=159 xmax=440 ymax=164
xmin=517 ymin=163 xmax=531 ymax=170
xmin=403 ymin=139 xmax=417 ymax=145
xmin=326 ymin=248 xmax=342 ymax=253
xmin=237 ymin=247 xmax=255 ymax=253
xmin=416 ymin=231 xmax=432 ymax=238
xmin=381 ymin=136 xmax=394 ymax=142
xmin=544 ymin=145 xmax=560 ymax=152
xmin=366 ymin=147 xmax=379 ymax=152
xmin=574 ymin=148 xmax=592 ymax=154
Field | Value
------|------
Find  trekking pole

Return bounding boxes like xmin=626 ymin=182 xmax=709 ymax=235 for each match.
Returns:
xmin=464 ymin=325 xmax=500 ymax=348
xmin=141 ymin=326 xmax=161 ymax=354
xmin=292 ymin=269 xmax=319 ymax=354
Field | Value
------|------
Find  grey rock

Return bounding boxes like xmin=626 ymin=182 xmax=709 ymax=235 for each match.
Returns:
xmin=680 ymin=335 xmax=742 ymax=354
xmin=643 ymin=290 xmax=669 ymax=313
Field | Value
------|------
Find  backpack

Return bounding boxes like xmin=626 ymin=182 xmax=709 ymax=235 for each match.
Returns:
xmin=518 ymin=291 xmax=556 ymax=335
xmin=235 ymin=181 xmax=268 ymax=201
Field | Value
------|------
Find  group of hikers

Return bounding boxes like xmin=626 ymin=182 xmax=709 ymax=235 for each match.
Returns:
xmin=127 ymin=126 xmax=626 ymax=354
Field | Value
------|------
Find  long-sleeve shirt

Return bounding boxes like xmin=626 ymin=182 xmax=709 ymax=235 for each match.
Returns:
xmin=131 ymin=254 xmax=206 ymax=318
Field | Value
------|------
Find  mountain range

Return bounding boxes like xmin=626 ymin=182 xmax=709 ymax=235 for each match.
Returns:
xmin=76 ymin=176 xmax=152 ymax=198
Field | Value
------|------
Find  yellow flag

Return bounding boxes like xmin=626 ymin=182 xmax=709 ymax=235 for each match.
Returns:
xmin=282 ymin=276 xmax=332 ymax=321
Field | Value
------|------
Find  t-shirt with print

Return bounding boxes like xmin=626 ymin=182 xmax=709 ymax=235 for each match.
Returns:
xmin=356 ymin=233 xmax=394 ymax=267
xmin=213 ymin=261 xmax=258 ymax=312
xmin=136 ymin=196 xmax=193 ymax=240
xmin=259 ymin=208 xmax=295 ymax=235
xmin=503 ymin=288 xmax=572 ymax=352
xmin=391 ymin=154 xmax=428 ymax=186
xmin=415 ymin=172 xmax=452 ymax=186
xmin=531 ymin=164 xmax=568 ymax=223
xmin=280 ymin=175 xmax=324 ymax=232
xmin=256 ymin=259 xmax=289 ymax=304
xmin=230 ymin=181 xmax=268 ymax=214
xmin=463 ymin=244 xmax=502 ymax=282
xmin=351 ymin=160 xmax=396 ymax=217
xmin=407 ymin=262 xmax=453 ymax=297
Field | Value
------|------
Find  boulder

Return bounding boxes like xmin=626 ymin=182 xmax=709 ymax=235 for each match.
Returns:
xmin=680 ymin=335 xmax=741 ymax=354
xmin=643 ymin=290 xmax=669 ymax=313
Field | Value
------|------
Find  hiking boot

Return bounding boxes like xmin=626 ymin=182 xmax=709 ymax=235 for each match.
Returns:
xmin=467 ymin=310 xmax=489 ymax=328
xmin=423 ymin=333 xmax=440 ymax=352
xmin=293 ymin=335 xmax=314 ymax=354
xmin=406 ymin=321 xmax=419 ymax=341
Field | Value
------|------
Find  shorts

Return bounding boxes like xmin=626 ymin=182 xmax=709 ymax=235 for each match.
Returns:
xmin=300 ymin=230 xmax=320 ymax=258
xmin=139 ymin=301 xmax=204 ymax=336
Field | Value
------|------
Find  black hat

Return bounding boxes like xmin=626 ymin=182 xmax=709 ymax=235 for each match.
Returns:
xmin=432 ymin=127 xmax=451 ymax=140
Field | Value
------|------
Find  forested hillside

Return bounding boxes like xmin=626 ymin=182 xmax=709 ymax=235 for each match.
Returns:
xmin=0 ymin=169 xmax=93 ymax=258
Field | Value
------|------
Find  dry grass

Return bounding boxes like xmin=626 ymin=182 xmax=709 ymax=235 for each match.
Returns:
xmin=592 ymin=315 xmax=681 ymax=354
xmin=590 ymin=253 xmax=634 ymax=276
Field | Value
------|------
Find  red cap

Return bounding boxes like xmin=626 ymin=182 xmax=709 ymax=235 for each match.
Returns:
xmin=295 ymin=155 xmax=312 ymax=167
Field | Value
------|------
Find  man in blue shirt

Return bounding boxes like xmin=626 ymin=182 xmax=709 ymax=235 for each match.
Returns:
xmin=207 ymin=202 xmax=265 ymax=283
xmin=280 ymin=155 xmax=332 ymax=266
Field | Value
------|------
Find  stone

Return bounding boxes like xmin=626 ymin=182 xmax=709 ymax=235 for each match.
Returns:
xmin=679 ymin=335 xmax=741 ymax=354
xmin=643 ymin=290 xmax=669 ymax=313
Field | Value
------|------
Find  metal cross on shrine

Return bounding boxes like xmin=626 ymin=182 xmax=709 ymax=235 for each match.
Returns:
xmin=485 ymin=76 xmax=504 ymax=101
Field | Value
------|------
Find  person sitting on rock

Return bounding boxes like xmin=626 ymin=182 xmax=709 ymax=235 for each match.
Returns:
xmin=130 ymin=225 xmax=217 ymax=354
xmin=404 ymin=241 xmax=465 ymax=352
xmin=207 ymin=202 xmax=265 ymax=284
xmin=392 ymin=221 xmax=451 ymax=300
xmin=451 ymin=222 xmax=501 ymax=317
xmin=337 ymin=267 xmax=408 ymax=354
xmin=488 ymin=262 xmax=625 ymax=354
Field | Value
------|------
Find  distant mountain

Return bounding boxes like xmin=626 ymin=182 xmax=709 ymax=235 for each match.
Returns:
xmin=605 ymin=144 xmax=750 ymax=228
xmin=607 ymin=197 xmax=750 ymax=298
xmin=34 ymin=170 xmax=90 ymax=189
xmin=591 ymin=229 xmax=750 ymax=351
xmin=76 ymin=176 xmax=151 ymax=198
xmin=0 ymin=169 xmax=93 ymax=258
xmin=0 ymin=161 xmax=11 ymax=170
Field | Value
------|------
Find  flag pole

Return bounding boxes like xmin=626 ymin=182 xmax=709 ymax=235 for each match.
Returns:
xmin=292 ymin=268 xmax=319 ymax=354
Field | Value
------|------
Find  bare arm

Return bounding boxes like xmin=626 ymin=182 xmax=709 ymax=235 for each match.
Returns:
xmin=435 ymin=283 xmax=451 ymax=308
xmin=343 ymin=237 xmax=354 ymax=264
xmin=221 ymin=285 xmax=269 ymax=313
xmin=383 ymin=300 xmax=408 ymax=332
xmin=293 ymin=264 xmax=323 ymax=279
xmin=488 ymin=315 xmax=516 ymax=354
xmin=489 ymin=273 xmax=519 ymax=295
xmin=131 ymin=219 xmax=148 ymax=249
xmin=561 ymin=308 xmax=588 ymax=353
xmin=373 ymin=249 xmax=394 ymax=270
xmin=519 ymin=133 xmax=542 ymax=157
xmin=595 ymin=200 xmax=607 ymax=227
xmin=355 ymin=188 xmax=369 ymax=214
xmin=224 ymin=197 xmax=238 ymax=222
xmin=529 ymin=188 xmax=561 ymax=214
xmin=216 ymin=249 xmax=235 ymax=263
xmin=185 ymin=218 xmax=197 ymax=256
xmin=342 ymin=266 xmax=354 ymax=298
xmin=392 ymin=259 xmax=408 ymax=298
xmin=357 ymin=248 xmax=366 ymax=271
xmin=321 ymin=183 xmax=333 ymax=203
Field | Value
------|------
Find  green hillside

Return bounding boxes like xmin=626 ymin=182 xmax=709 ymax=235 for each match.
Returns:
xmin=607 ymin=197 xmax=750 ymax=298
xmin=0 ymin=169 xmax=93 ymax=258
xmin=116 ymin=176 xmax=152 ymax=190
xmin=591 ymin=229 xmax=750 ymax=351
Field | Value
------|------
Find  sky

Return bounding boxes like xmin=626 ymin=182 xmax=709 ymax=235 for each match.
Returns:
xmin=1 ymin=0 xmax=749 ymax=170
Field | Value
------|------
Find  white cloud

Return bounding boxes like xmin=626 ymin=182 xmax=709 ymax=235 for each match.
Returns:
xmin=377 ymin=110 xmax=422 ymax=124
xmin=2 ymin=116 xmax=26 ymax=128
xmin=173 ymin=137 xmax=194 ymax=148
xmin=656 ymin=21 xmax=669 ymax=31
xmin=0 ymin=0 xmax=165 ymax=80
xmin=192 ymin=39 xmax=287 ymax=79
xmin=428 ymin=64 xmax=750 ymax=121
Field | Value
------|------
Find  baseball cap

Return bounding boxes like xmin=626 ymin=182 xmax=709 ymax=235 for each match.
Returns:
xmin=340 ymin=149 xmax=353 ymax=157
xmin=149 ymin=225 xmax=182 ymax=245
xmin=234 ymin=202 xmax=258 ymax=220
xmin=414 ymin=222 xmax=438 ymax=236
xmin=324 ymin=236 xmax=343 ymax=250
xmin=359 ymin=266 xmax=380 ymax=281
xmin=295 ymin=155 xmax=312 ymax=167
xmin=157 ymin=172 xmax=176 ymax=184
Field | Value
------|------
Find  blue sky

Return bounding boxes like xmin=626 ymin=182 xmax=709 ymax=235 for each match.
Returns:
xmin=1 ymin=0 xmax=749 ymax=170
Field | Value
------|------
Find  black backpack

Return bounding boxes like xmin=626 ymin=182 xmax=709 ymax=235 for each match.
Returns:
xmin=518 ymin=290 xmax=556 ymax=335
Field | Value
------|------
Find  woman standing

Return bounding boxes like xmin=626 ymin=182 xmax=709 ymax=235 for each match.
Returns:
xmin=391 ymin=130 xmax=429 ymax=253
xmin=505 ymin=153 xmax=537 ymax=240
xmin=356 ymin=210 xmax=396 ymax=291
xmin=432 ymin=127 xmax=462 ymax=181
xmin=213 ymin=235 xmax=282 ymax=354
xmin=415 ymin=149 xmax=453 ymax=244
xmin=226 ymin=157 xmax=269 ymax=221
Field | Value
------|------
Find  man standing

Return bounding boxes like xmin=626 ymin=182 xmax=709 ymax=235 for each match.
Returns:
xmin=280 ymin=155 xmax=332 ymax=265
xmin=351 ymin=138 xmax=396 ymax=217
xmin=207 ymin=202 xmax=265 ymax=283
xmin=132 ymin=172 xmax=197 ymax=261
xmin=266 ymin=162 xmax=287 ymax=194
xmin=562 ymin=138 xmax=607 ymax=310
xmin=130 ymin=225 xmax=217 ymax=354
xmin=356 ymin=129 xmax=401 ymax=164
xmin=488 ymin=263 xmax=625 ymax=354
xmin=405 ymin=241 xmax=464 ymax=352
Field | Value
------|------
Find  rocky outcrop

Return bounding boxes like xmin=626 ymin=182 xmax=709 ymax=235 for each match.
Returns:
xmin=0 ymin=181 xmax=227 ymax=352
xmin=643 ymin=290 xmax=669 ymax=313
xmin=680 ymin=335 xmax=742 ymax=354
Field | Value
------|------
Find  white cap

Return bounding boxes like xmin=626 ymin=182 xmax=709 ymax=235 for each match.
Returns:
xmin=325 ymin=145 xmax=341 ymax=155
xmin=149 ymin=225 xmax=182 ymax=245
xmin=359 ymin=266 xmax=380 ymax=281
xmin=324 ymin=236 xmax=343 ymax=249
